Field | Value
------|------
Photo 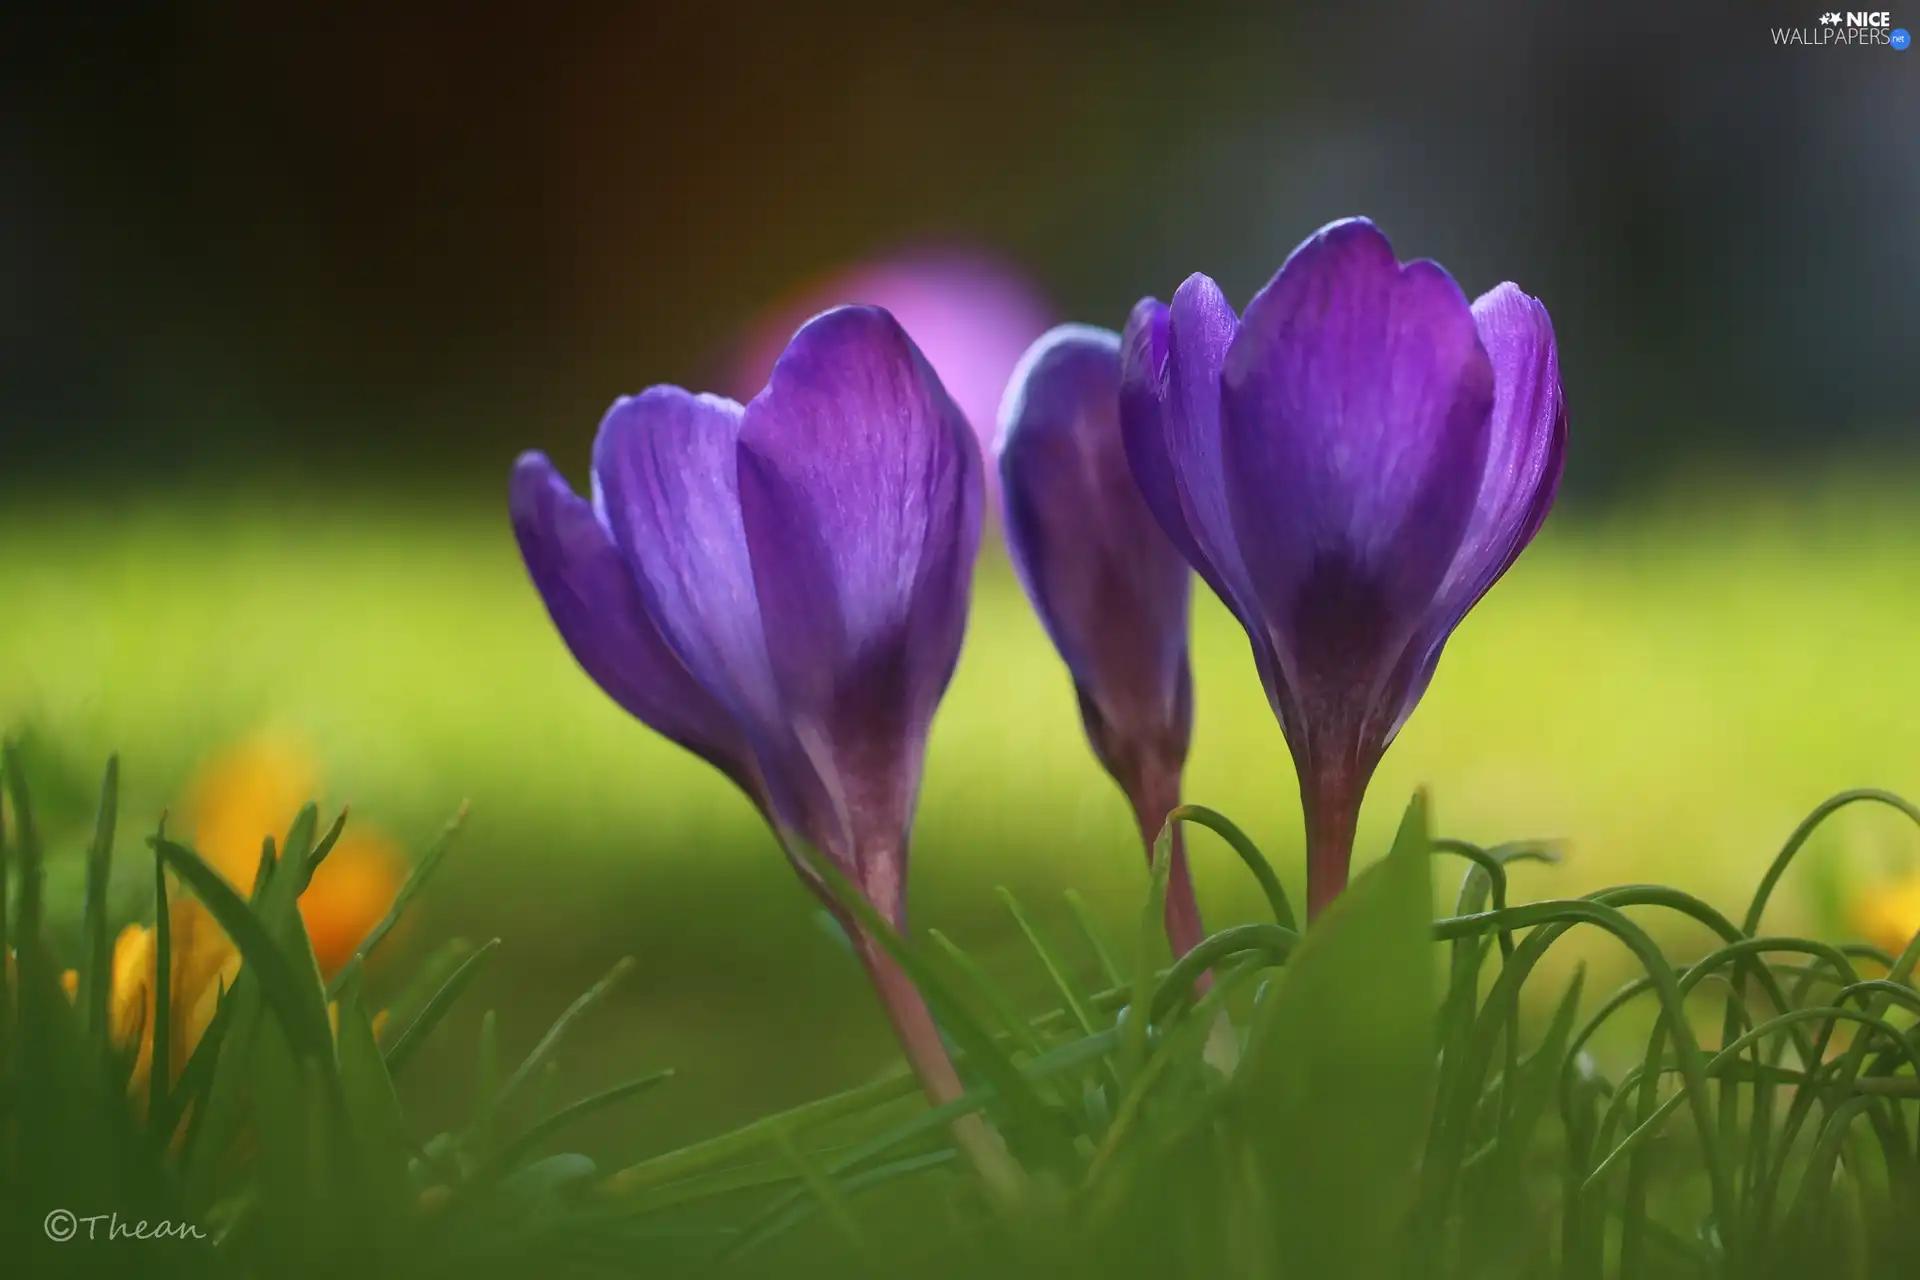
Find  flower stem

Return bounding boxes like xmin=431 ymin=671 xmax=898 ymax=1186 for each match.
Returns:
xmin=851 ymin=931 xmax=1026 ymax=1204
xmin=1304 ymin=768 xmax=1363 ymax=922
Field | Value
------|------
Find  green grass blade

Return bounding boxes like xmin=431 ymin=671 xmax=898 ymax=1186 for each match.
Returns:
xmin=996 ymin=886 xmax=1100 ymax=1040
xmin=333 ymin=962 xmax=414 ymax=1235
xmin=151 ymin=976 xmax=236 ymax=1155
xmin=150 ymin=833 xmax=333 ymax=1062
xmin=495 ymin=954 xmax=635 ymax=1113
xmin=486 ymin=1069 xmax=676 ymax=1176
xmin=81 ymin=754 xmax=119 ymax=1054
xmin=750 ymin=1148 xmax=958 ymax=1260
xmin=793 ymin=842 xmax=1075 ymax=1174
xmin=726 ymin=1028 xmax=1121 ymax=1259
xmin=383 ymin=937 xmax=502 ymax=1074
xmin=598 ymin=1072 xmax=923 ymax=1199
xmin=1168 ymin=804 xmax=1297 ymax=932
xmin=1744 ymin=789 xmax=1920 ymax=935
xmin=773 ymin=1131 xmax=881 ymax=1270
xmin=1240 ymin=792 xmax=1437 ymax=1280
xmin=327 ymin=800 xmax=468 ymax=1000
xmin=1063 ymin=889 xmax=1125 ymax=988
xmin=150 ymin=848 xmax=173 ymax=1143
xmin=927 ymin=928 xmax=1048 ymax=1059
xmin=303 ymin=807 xmax=349 ymax=882
xmin=279 ymin=803 xmax=321 ymax=893
xmin=4 ymin=742 xmax=46 ymax=992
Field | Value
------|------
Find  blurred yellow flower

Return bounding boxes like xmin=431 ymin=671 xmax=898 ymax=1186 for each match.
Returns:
xmin=1854 ymin=871 xmax=1920 ymax=961
xmin=57 ymin=732 xmax=404 ymax=1106
xmin=182 ymin=732 xmax=406 ymax=977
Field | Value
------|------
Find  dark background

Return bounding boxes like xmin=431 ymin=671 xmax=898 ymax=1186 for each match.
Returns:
xmin=5 ymin=1 xmax=1916 ymax=497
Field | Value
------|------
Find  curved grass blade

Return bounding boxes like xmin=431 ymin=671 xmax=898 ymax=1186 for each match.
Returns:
xmin=1167 ymin=804 xmax=1296 ymax=932
xmin=1745 ymin=789 xmax=1920 ymax=935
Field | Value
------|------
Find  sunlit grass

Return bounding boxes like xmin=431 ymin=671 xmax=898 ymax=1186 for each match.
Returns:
xmin=4 ymin=475 xmax=1920 ymax=1139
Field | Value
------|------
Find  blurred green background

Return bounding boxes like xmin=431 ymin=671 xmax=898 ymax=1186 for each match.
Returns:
xmin=4 ymin=2 xmax=1918 ymax=1169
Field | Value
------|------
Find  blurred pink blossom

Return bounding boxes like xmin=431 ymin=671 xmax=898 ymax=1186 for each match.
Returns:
xmin=726 ymin=248 xmax=1055 ymax=512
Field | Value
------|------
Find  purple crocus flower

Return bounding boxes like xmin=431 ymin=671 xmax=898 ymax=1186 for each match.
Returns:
xmin=510 ymin=307 xmax=1006 ymax=1169
xmin=994 ymin=326 xmax=1209 ymax=964
xmin=1121 ymin=218 xmax=1566 ymax=920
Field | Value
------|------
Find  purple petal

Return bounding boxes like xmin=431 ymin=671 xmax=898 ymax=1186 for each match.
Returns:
xmin=508 ymin=451 xmax=754 ymax=790
xmin=590 ymin=388 xmax=787 ymax=748
xmin=735 ymin=305 xmax=985 ymax=909
xmin=1119 ymin=297 xmax=1194 ymax=566
xmin=996 ymin=324 xmax=1193 ymax=782
xmin=1219 ymin=218 xmax=1495 ymax=767
xmin=1384 ymin=283 xmax=1567 ymax=734
xmin=1161 ymin=275 xmax=1263 ymax=626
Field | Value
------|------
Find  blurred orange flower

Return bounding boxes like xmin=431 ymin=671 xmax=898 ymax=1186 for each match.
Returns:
xmin=181 ymin=732 xmax=406 ymax=976
xmin=1853 ymin=871 xmax=1920 ymax=961
xmin=59 ymin=733 xmax=405 ymax=1106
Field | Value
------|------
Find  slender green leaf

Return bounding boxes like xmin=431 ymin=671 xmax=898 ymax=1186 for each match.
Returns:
xmin=384 ymin=938 xmax=501 ymax=1074
xmin=334 ymin=962 xmax=414 ymax=1237
xmin=151 ymin=976 xmax=236 ymax=1154
xmin=496 ymin=955 xmax=634 ymax=1113
xmin=927 ymin=928 xmax=1048 ymax=1060
xmin=150 ymin=834 xmax=332 ymax=1061
xmin=486 ymin=1069 xmax=676 ymax=1176
xmin=81 ymin=754 xmax=119 ymax=1054
xmin=774 ymin=1131 xmax=879 ymax=1269
xmin=328 ymin=800 xmax=468 ymax=999
xmin=997 ymin=887 xmax=1101 ymax=1040
xmin=150 ymin=850 xmax=173 ymax=1142
xmin=1239 ymin=791 xmax=1436 ymax=1280
xmin=1063 ymin=889 xmax=1125 ymax=988
xmin=1167 ymin=804 xmax=1297 ymax=932
xmin=793 ymin=842 xmax=1074 ymax=1174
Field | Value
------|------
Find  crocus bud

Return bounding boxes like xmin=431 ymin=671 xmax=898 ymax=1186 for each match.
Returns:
xmin=1121 ymin=218 xmax=1566 ymax=919
xmin=995 ymin=326 xmax=1206 ymax=960
xmin=510 ymin=307 xmax=1013 ymax=1189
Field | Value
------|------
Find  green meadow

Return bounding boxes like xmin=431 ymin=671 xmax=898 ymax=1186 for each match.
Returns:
xmin=6 ymin=472 xmax=1920 ymax=1156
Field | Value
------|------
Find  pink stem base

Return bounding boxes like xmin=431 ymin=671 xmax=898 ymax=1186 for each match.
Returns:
xmin=1132 ymin=767 xmax=1212 ymax=991
xmin=850 ymin=930 xmax=1024 ymax=1201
